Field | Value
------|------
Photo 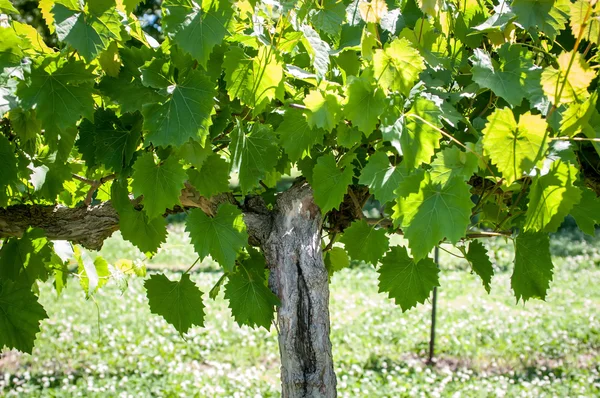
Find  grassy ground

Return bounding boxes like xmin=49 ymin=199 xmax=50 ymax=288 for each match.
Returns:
xmin=1 ymin=226 xmax=599 ymax=397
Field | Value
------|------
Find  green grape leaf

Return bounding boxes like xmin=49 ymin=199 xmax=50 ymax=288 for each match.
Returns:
xmin=230 ymin=122 xmax=279 ymax=194
xmin=140 ymin=58 xmax=172 ymax=89
xmin=340 ymin=219 xmax=389 ymax=265
xmin=359 ymin=151 xmax=405 ymax=204
xmin=17 ymin=57 xmax=95 ymax=135
xmin=512 ymin=232 xmax=554 ymax=302
xmin=162 ymin=0 xmax=233 ymax=68
xmin=570 ymin=188 xmax=600 ymax=236
xmin=373 ymin=37 xmax=425 ymax=95
xmin=304 ymin=89 xmax=342 ymax=132
xmin=185 ymin=204 xmax=248 ymax=272
xmin=187 ymin=154 xmax=231 ymax=198
xmin=0 ymin=0 xmax=18 ymax=13
xmin=541 ymin=51 xmax=595 ymax=105
xmin=223 ymin=46 xmax=284 ymax=113
xmin=524 ymin=160 xmax=582 ymax=233
xmin=312 ymin=153 xmax=354 ymax=214
xmin=77 ymin=109 xmax=141 ymax=172
xmin=482 ymin=108 xmax=548 ymax=185
xmin=0 ymin=280 xmax=48 ymax=354
xmin=29 ymin=162 xmax=72 ymax=202
xmin=343 ymin=75 xmax=386 ymax=137
xmin=465 ymin=240 xmax=493 ymax=293
xmin=301 ymin=24 xmax=331 ymax=80
xmin=52 ymin=1 xmax=122 ymax=62
xmin=402 ymin=97 xmax=443 ymax=169
xmin=113 ymin=177 xmax=167 ymax=256
xmin=98 ymin=41 xmax=121 ymax=77
xmin=394 ymin=174 xmax=472 ymax=260
xmin=313 ymin=0 xmax=346 ymax=37
xmin=430 ymin=146 xmax=479 ymax=184
xmin=471 ymin=44 xmax=534 ymax=107
xmin=559 ymin=93 xmax=597 ymax=137
xmin=378 ymin=246 xmax=439 ymax=312
xmin=99 ymin=74 xmax=164 ymax=114
xmin=276 ymin=109 xmax=326 ymax=162
xmin=145 ymin=273 xmax=205 ymax=334
xmin=224 ymin=249 xmax=279 ymax=329
xmin=0 ymin=228 xmax=53 ymax=285
xmin=122 ymin=0 xmax=143 ymax=13
xmin=512 ymin=0 xmax=570 ymax=40
xmin=325 ymin=247 xmax=350 ymax=276
xmin=143 ymin=70 xmax=215 ymax=147
xmin=223 ymin=45 xmax=252 ymax=101
xmin=177 ymin=140 xmax=213 ymax=168
xmin=120 ymin=209 xmax=167 ymax=256
xmin=0 ymin=134 xmax=18 ymax=198
xmin=131 ymin=153 xmax=187 ymax=220
xmin=570 ymin=0 xmax=600 ymax=44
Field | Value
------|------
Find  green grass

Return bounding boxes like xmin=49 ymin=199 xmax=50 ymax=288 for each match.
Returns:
xmin=1 ymin=227 xmax=599 ymax=397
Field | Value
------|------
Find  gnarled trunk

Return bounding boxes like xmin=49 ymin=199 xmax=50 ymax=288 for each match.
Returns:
xmin=261 ymin=182 xmax=337 ymax=398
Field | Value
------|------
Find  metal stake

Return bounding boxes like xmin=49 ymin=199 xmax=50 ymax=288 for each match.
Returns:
xmin=427 ymin=246 xmax=439 ymax=365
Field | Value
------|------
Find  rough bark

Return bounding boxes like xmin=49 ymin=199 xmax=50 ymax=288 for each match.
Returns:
xmin=261 ymin=182 xmax=337 ymax=398
xmin=0 ymin=187 xmax=235 ymax=250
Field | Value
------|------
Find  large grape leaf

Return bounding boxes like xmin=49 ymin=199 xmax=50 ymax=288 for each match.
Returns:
xmin=373 ymin=37 xmax=424 ymax=95
xmin=377 ymin=246 xmax=439 ymax=312
xmin=430 ymin=146 xmax=479 ymax=184
xmin=471 ymin=44 xmax=534 ymax=107
xmin=77 ymin=109 xmax=141 ymax=172
xmin=401 ymin=97 xmax=443 ymax=169
xmin=394 ymin=173 xmax=472 ymax=260
xmin=570 ymin=188 xmax=600 ymax=236
xmin=511 ymin=0 xmax=570 ymax=40
xmin=230 ymin=122 xmax=279 ymax=194
xmin=276 ymin=108 xmax=326 ymax=162
xmin=17 ymin=57 xmax=95 ymax=136
xmin=312 ymin=154 xmax=354 ymax=214
xmin=112 ymin=181 xmax=167 ymax=256
xmin=465 ymin=240 xmax=494 ymax=293
xmin=482 ymin=108 xmax=548 ymax=185
xmin=185 ymin=204 xmax=248 ymax=272
xmin=340 ymin=219 xmax=389 ymax=265
xmin=559 ymin=93 xmax=597 ymax=137
xmin=131 ymin=153 xmax=187 ymax=220
xmin=0 ymin=228 xmax=53 ymax=285
xmin=187 ymin=154 xmax=231 ymax=198
xmin=301 ymin=25 xmax=331 ymax=80
xmin=223 ymin=46 xmax=285 ymax=113
xmin=145 ymin=273 xmax=205 ymax=335
xmin=312 ymin=0 xmax=346 ymax=37
xmin=512 ymin=232 xmax=554 ymax=302
xmin=541 ymin=51 xmax=595 ymax=105
xmin=343 ymin=75 xmax=386 ymax=137
xmin=224 ymin=248 xmax=279 ymax=329
xmin=0 ymin=280 xmax=48 ymax=354
xmin=52 ymin=0 xmax=122 ymax=62
xmin=143 ymin=70 xmax=215 ymax=147
xmin=524 ymin=160 xmax=582 ymax=233
xmin=358 ymin=151 xmax=405 ymax=204
xmin=304 ymin=89 xmax=342 ymax=132
xmin=162 ymin=0 xmax=233 ymax=68
xmin=325 ymin=247 xmax=350 ymax=276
